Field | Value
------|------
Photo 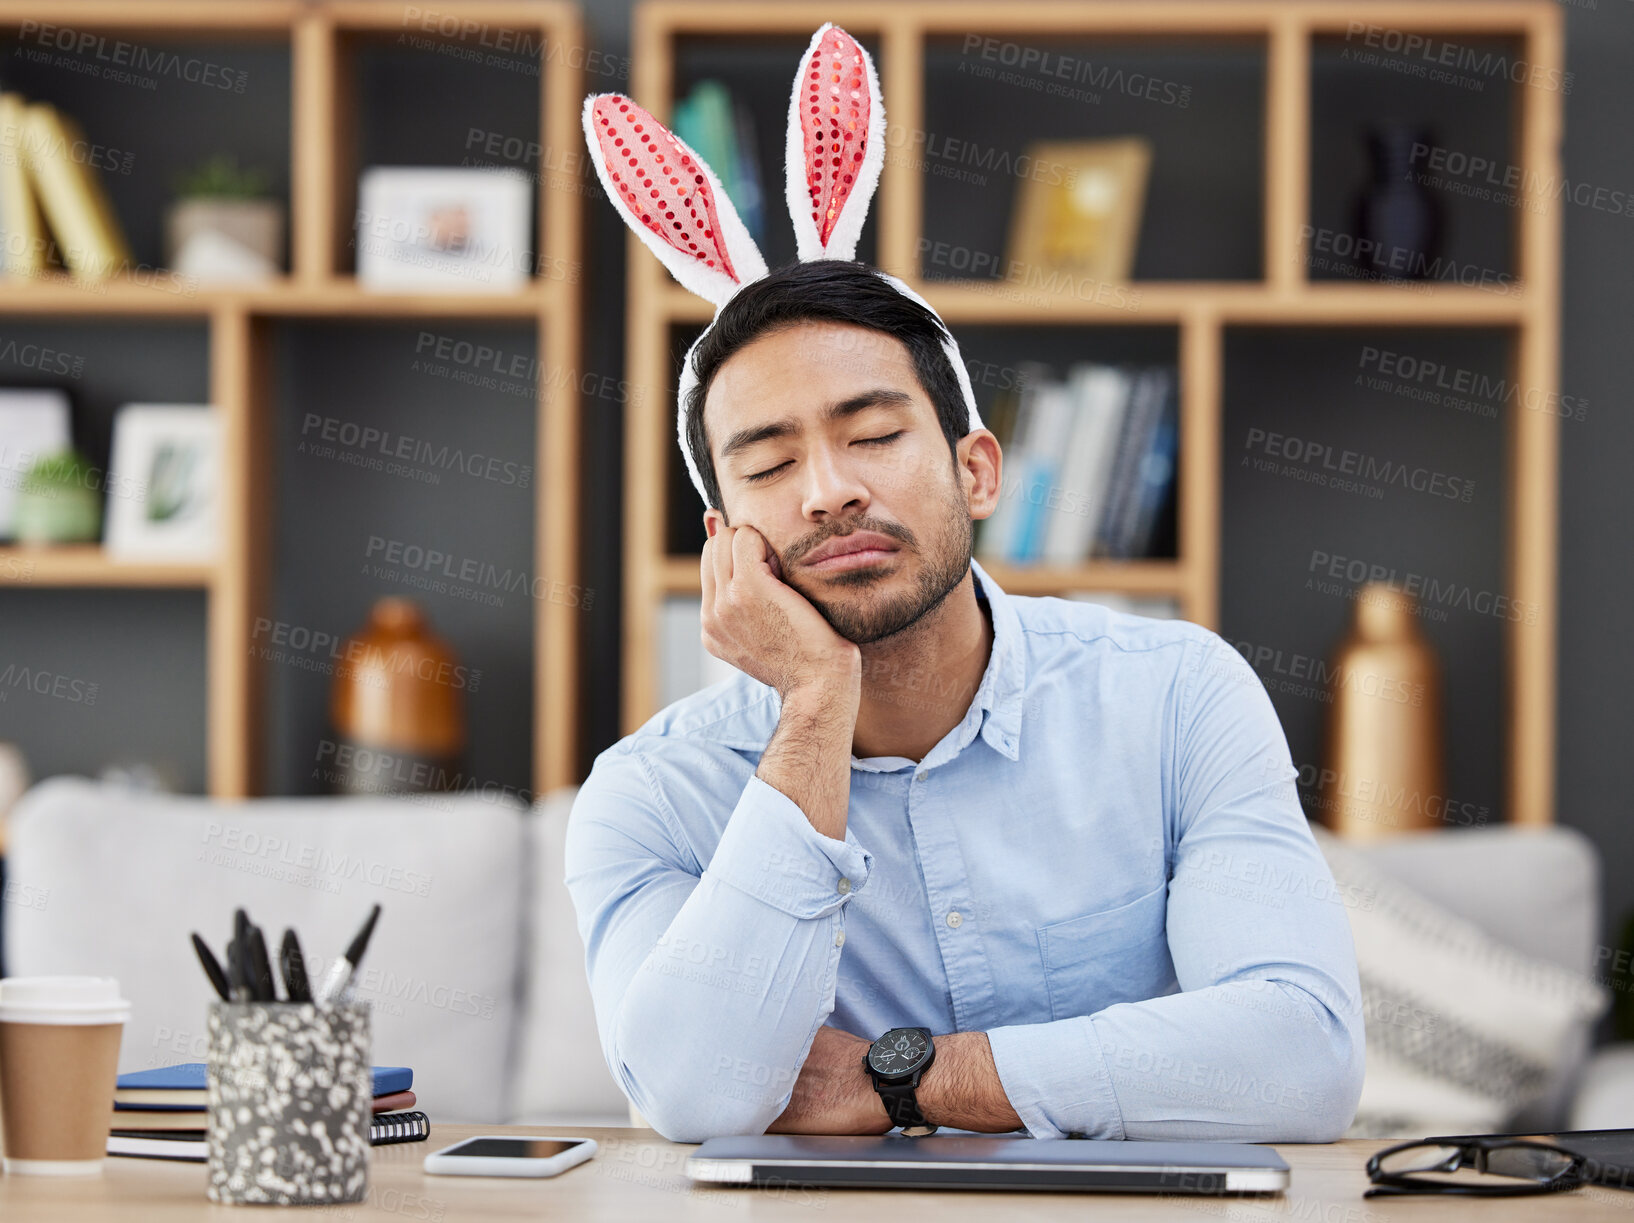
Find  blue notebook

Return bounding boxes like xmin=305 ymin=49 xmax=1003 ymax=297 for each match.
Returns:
xmin=115 ymin=1063 xmax=412 ymax=1111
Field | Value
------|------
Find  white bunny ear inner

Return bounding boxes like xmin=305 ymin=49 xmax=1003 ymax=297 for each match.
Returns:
xmin=786 ymin=23 xmax=886 ymax=263
xmin=583 ymin=92 xmax=766 ymax=308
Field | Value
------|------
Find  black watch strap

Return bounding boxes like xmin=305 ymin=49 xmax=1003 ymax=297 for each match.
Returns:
xmin=875 ymin=1080 xmax=935 ymax=1133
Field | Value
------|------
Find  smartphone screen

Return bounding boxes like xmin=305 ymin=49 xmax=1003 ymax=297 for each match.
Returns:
xmin=447 ymin=1138 xmax=586 ymax=1159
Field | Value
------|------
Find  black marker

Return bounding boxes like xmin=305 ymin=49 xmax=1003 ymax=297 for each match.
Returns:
xmin=246 ymin=923 xmax=276 ymax=1002
xmin=191 ymin=933 xmax=231 ymax=1002
xmin=280 ymin=929 xmax=313 ymax=1003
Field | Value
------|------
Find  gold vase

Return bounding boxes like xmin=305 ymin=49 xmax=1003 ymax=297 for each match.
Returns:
xmin=1319 ymin=582 xmax=1445 ymax=840
xmin=328 ymin=597 xmax=465 ymax=794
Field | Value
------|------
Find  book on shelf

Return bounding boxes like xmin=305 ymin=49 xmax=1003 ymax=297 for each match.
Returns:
xmin=0 ymin=93 xmax=48 ymax=278
xmin=671 ymin=79 xmax=765 ymax=249
xmin=12 ymin=100 xmax=131 ymax=281
xmin=974 ymin=360 xmax=1052 ymax=565
xmin=976 ymin=361 xmax=1178 ymax=567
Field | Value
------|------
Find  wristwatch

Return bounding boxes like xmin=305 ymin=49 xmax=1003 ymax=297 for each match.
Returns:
xmin=864 ymin=1026 xmax=937 ymax=1136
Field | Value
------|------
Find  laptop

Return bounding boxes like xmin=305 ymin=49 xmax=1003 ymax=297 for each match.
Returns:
xmin=685 ymin=1133 xmax=1290 ymax=1193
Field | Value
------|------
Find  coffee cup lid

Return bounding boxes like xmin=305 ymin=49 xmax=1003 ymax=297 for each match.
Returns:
xmin=0 ymin=976 xmax=131 ymax=1025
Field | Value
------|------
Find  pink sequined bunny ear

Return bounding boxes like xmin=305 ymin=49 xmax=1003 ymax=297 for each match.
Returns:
xmin=582 ymin=92 xmax=768 ymax=308
xmin=785 ymin=23 xmax=886 ymax=262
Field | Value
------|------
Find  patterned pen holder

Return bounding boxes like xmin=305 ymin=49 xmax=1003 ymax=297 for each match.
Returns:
xmin=205 ymin=1000 xmax=371 ymax=1205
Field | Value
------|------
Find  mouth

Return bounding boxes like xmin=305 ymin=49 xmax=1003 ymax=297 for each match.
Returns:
xmin=801 ymin=531 xmax=902 ymax=573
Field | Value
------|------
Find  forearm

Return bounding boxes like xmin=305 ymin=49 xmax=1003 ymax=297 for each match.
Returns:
xmin=571 ymin=755 xmax=878 ymax=1143
xmin=918 ymin=1031 xmax=1024 ymax=1132
xmin=769 ymin=1028 xmax=1023 ymax=1135
xmin=610 ymin=866 xmax=844 ymax=1140
xmin=986 ymin=977 xmax=1364 ymax=1141
xmin=756 ymin=682 xmax=859 ymax=842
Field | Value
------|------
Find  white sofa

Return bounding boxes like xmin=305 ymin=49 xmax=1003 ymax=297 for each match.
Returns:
xmin=1 ymin=775 xmax=629 ymax=1127
xmin=5 ymin=776 xmax=1632 ymax=1133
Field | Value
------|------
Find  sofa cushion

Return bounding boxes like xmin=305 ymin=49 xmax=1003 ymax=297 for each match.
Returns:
xmin=3 ymin=775 xmax=528 ymax=1123
xmin=1313 ymin=826 xmax=1607 ymax=1138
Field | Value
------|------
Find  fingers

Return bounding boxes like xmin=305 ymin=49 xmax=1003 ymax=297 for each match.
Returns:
xmin=711 ymin=523 xmax=734 ymax=603
xmin=732 ymin=522 xmax=772 ymax=586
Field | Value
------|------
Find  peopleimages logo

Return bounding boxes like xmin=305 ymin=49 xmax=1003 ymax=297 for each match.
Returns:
xmin=198 ymin=822 xmax=434 ymax=898
xmin=1242 ymin=427 xmax=1475 ymax=502
xmin=1341 ymin=22 xmax=1573 ymax=94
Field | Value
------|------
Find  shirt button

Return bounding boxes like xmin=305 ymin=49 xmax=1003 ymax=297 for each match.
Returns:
xmin=915 ymin=771 xmax=927 ymax=782
xmin=837 ymin=877 xmax=851 ymax=894
xmin=946 ymin=910 xmax=963 ymax=929
xmin=834 ymin=930 xmax=846 ymax=948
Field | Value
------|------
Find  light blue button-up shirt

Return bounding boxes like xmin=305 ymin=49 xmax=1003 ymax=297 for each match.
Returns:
xmin=565 ymin=558 xmax=1365 ymax=1143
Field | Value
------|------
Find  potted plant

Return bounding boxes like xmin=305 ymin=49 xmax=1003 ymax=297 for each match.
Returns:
xmin=12 ymin=449 xmax=101 ymax=544
xmin=164 ymin=154 xmax=284 ymax=282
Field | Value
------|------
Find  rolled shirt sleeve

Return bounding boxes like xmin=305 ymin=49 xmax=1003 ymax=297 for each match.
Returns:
xmin=564 ymin=747 xmax=874 ymax=1142
xmin=985 ymin=629 xmax=1366 ymax=1141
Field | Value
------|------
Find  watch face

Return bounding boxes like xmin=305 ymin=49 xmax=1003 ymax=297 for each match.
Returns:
xmin=868 ymin=1028 xmax=929 ymax=1077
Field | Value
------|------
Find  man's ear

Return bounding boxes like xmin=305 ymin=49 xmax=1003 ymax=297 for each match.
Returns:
xmin=703 ymin=508 xmax=725 ymax=538
xmin=959 ymin=428 xmax=1002 ymax=522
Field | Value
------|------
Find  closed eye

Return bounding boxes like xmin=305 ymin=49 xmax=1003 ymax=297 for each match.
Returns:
xmin=743 ymin=433 xmax=904 ymax=483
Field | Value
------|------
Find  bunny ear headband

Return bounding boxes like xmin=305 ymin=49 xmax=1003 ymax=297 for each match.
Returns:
xmin=581 ymin=22 xmax=984 ymax=507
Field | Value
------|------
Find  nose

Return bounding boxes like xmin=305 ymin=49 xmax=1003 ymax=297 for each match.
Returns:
xmin=799 ymin=440 xmax=870 ymax=521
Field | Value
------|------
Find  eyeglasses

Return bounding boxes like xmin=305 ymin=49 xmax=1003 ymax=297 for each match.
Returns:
xmin=1365 ymin=1138 xmax=1587 ymax=1198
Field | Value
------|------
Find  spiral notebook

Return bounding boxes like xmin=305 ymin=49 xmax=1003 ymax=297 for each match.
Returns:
xmin=107 ymin=1111 xmax=431 ymax=1162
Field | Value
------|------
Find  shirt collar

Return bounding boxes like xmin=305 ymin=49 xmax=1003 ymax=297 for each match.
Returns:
xmin=870 ymin=556 xmax=1025 ymax=771
xmin=965 ymin=556 xmax=1025 ymax=763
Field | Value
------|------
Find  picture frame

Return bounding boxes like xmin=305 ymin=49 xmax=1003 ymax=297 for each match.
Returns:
xmin=104 ymin=404 xmax=220 ymax=560
xmin=355 ymin=166 xmax=533 ymax=292
xmin=0 ymin=387 xmax=71 ymax=540
xmin=1006 ymin=138 xmax=1153 ymax=285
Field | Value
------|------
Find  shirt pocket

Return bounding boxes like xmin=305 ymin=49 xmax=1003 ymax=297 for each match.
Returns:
xmin=1036 ymin=882 xmax=1175 ymax=1022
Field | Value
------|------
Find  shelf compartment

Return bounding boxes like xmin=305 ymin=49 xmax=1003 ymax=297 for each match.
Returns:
xmin=327 ymin=16 xmax=548 ymax=282
xmin=262 ymin=318 xmax=538 ymax=799
xmin=0 ymin=23 xmax=293 ymax=277
xmin=1221 ymin=324 xmax=1510 ymax=822
xmin=921 ymin=33 xmax=1266 ymax=285
xmin=0 ymin=318 xmax=210 ymax=543
xmin=1306 ymin=31 xmax=1522 ymax=288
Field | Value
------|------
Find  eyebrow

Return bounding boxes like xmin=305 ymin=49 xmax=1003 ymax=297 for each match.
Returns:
xmin=718 ymin=388 xmax=915 ymax=463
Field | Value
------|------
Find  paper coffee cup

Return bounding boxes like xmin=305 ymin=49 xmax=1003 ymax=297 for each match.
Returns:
xmin=0 ymin=977 xmax=130 ymax=1176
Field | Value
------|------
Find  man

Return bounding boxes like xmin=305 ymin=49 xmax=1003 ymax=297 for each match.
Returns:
xmin=564 ymin=259 xmax=1365 ymax=1144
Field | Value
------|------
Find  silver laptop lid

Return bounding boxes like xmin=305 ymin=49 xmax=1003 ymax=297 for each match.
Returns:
xmin=687 ymin=1134 xmax=1291 ymax=1194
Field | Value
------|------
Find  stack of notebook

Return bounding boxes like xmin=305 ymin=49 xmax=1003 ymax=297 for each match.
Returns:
xmin=108 ymin=1062 xmax=428 ymax=1161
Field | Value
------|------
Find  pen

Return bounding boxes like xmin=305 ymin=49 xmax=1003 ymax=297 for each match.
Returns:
xmin=191 ymin=933 xmax=231 ymax=1002
xmin=280 ymin=929 xmax=312 ymax=1003
xmin=225 ymin=936 xmax=250 ymax=1003
xmin=317 ymin=904 xmax=382 ymax=1005
xmin=247 ymin=922 xmax=276 ymax=1002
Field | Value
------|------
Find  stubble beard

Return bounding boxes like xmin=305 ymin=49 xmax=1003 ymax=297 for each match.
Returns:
xmin=790 ymin=478 xmax=973 ymax=647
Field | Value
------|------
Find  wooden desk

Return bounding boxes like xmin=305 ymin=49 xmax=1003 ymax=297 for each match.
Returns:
xmin=2 ymin=1125 xmax=1631 ymax=1221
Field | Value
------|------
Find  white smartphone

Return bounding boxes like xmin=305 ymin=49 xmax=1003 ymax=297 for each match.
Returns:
xmin=422 ymin=1135 xmax=597 ymax=1178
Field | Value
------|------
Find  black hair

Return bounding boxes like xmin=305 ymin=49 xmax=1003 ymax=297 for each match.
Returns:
xmin=683 ymin=260 xmax=970 ymax=512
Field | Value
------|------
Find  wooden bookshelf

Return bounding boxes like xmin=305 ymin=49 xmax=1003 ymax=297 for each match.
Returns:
xmin=0 ymin=0 xmax=585 ymax=798
xmin=622 ymin=1 xmax=1562 ymax=826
